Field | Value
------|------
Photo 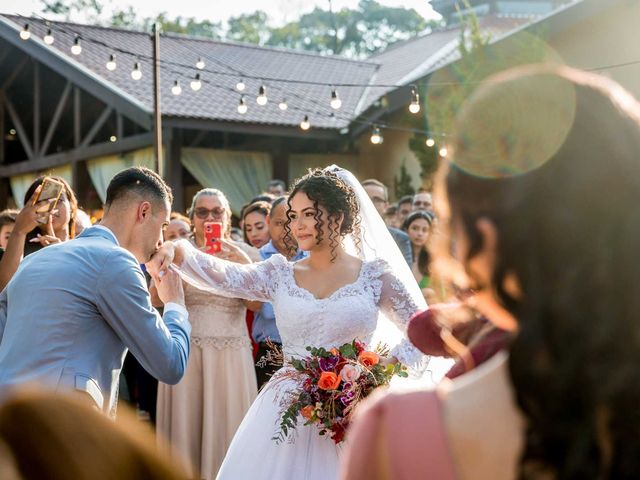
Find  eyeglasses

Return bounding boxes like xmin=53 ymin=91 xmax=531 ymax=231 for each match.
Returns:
xmin=413 ymin=201 xmax=432 ymax=208
xmin=194 ymin=207 xmax=226 ymax=220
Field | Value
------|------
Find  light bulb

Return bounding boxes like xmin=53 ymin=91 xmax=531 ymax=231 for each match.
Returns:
xmin=196 ymin=57 xmax=205 ymax=70
xmin=278 ymin=100 xmax=288 ymax=111
xmin=330 ymin=89 xmax=342 ymax=110
xmin=256 ymin=85 xmax=267 ymax=106
xmin=426 ymin=138 xmax=435 ymax=147
xmin=190 ymin=73 xmax=202 ymax=91
xmin=236 ymin=79 xmax=246 ymax=91
xmin=131 ymin=62 xmax=142 ymax=80
xmin=106 ymin=54 xmax=117 ymax=71
xmin=409 ymin=87 xmax=420 ymax=113
xmin=439 ymin=146 xmax=448 ymax=157
xmin=19 ymin=24 xmax=30 ymax=40
xmin=237 ymin=95 xmax=248 ymax=114
xmin=171 ymin=80 xmax=182 ymax=96
xmin=109 ymin=135 xmax=117 ymax=142
xmin=71 ymin=36 xmax=82 ymax=55
xmin=43 ymin=29 xmax=54 ymax=45
xmin=370 ymin=126 xmax=383 ymax=145
xmin=300 ymin=115 xmax=310 ymax=131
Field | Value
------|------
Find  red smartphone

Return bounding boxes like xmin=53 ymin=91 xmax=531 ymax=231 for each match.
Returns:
xmin=204 ymin=222 xmax=222 ymax=254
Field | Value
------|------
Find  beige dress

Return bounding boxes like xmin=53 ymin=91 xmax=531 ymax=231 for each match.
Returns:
xmin=157 ymin=282 xmax=258 ymax=480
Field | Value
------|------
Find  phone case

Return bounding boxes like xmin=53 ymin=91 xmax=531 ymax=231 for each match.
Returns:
xmin=204 ymin=222 xmax=222 ymax=254
xmin=32 ymin=178 xmax=64 ymax=214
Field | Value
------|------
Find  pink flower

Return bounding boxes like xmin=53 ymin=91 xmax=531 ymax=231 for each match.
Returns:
xmin=339 ymin=364 xmax=362 ymax=383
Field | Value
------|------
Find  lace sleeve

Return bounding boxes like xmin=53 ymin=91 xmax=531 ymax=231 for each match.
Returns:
xmin=376 ymin=265 xmax=428 ymax=371
xmin=175 ymin=239 xmax=286 ymax=302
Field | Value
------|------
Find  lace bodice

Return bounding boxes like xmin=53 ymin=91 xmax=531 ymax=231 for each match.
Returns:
xmin=177 ymin=242 xmax=425 ymax=368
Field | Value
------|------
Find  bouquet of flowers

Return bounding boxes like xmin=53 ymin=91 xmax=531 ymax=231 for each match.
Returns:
xmin=271 ymin=339 xmax=407 ymax=444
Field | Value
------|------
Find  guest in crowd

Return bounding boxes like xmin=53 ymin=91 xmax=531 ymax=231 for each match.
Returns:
xmin=412 ymin=191 xmax=433 ymax=212
xmin=342 ymin=66 xmax=640 ymax=479
xmin=156 ymin=188 xmax=258 ymax=480
xmin=402 ymin=210 xmax=438 ymax=302
xmin=266 ymin=179 xmax=286 ymax=197
xmin=242 ymin=201 xmax=272 ymax=249
xmin=0 ymin=176 xmax=79 ymax=290
xmin=383 ymin=205 xmax=399 ymax=228
xmin=75 ymin=209 xmax=93 ymax=236
xmin=396 ymin=195 xmax=413 ymax=226
xmin=0 ymin=388 xmax=187 ymax=480
xmin=361 ymin=179 xmax=412 ymax=265
xmin=252 ymin=196 xmax=306 ymax=388
xmin=164 ymin=214 xmax=191 ymax=241
xmin=0 ymin=210 xmax=18 ymax=250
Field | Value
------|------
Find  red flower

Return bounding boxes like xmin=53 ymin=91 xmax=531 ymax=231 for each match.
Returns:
xmin=330 ymin=422 xmax=347 ymax=444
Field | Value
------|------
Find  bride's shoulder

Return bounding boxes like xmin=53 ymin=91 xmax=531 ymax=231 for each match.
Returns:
xmin=362 ymin=257 xmax=393 ymax=277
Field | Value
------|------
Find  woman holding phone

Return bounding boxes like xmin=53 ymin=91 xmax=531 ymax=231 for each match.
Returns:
xmin=155 ymin=188 xmax=258 ymax=480
xmin=0 ymin=175 xmax=78 ymax=291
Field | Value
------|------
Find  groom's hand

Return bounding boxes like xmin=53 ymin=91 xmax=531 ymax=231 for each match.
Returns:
xmin=153 ymin=267 xmax=185 ymax=307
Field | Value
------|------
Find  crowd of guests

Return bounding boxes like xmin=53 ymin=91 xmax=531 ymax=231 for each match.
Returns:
xmin=0 ymin=64 xmax=638 ymax=479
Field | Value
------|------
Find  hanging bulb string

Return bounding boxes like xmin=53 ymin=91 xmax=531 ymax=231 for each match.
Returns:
xmin=16 ymin=13 xmax=452 ymax=139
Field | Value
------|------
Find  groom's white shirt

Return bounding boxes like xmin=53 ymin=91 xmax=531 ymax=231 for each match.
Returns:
xmin=0 ymin=226 xmax=191 ymax=415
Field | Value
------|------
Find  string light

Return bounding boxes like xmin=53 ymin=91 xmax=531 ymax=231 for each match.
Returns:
xmin=236 ymin=78 xmax=246 ymax=91
xmin=19 ymin=24 xmax=30 ymax=40
xmin=300 ymin=115 xmax=310 ymax=131
xmin=370 ymin=126 xmax=383 ymax=145
xmin=71 ymin=36 xmax=82 ymax=55
xmin=190 ymin=73 xmax=202 ymax=91
xmin=330 ymin=89 xmax=342 ymax=110
xmin=131 ymin=62 xmax=142 ymax=80
xmin=106 ymin=54 xmax=117 ymax=71
xmin=439 ymin=146 xmax=448 ymax=157
xmin=171 ymin=80 xmax=182 ymax=95
xmin=256 ymin=85 xmax=268 ymax=106
xmin=278 ymin=99 xmax=288 ymax=111
xmin=237 ymin=95 xmax=248 ymax=114
xmin=196 ymin=57 xmax=205 ymax=70
xmin=409 ymin=87 xmax=420 ymax=114
xmin=43 ymin=28 xmax=54 ymax=45
xmin=425 ymin=138 xmax=435 ymax=147
xmin=109 ymin=135 xmax=117 ymax=142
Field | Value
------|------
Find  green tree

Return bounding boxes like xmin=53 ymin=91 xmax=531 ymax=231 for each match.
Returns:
xmin=394 ymin=162 xmax=416 ymax=199
xmin=227 ymin=11 xmax=269 ymax=45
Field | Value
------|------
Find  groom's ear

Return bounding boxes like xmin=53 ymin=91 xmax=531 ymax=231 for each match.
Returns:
xmin=136 ymin=201 xmax=152 ymax=223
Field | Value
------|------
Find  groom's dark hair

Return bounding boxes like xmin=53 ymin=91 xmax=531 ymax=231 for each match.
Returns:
xmin=105 ymin=167 xmax=173 ymax=207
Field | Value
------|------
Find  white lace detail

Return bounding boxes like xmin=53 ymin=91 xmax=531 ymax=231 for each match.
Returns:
xmin=191 ymin=336 xmax=252 ymax=350
xmin=177 ymin=243 xmax=426 ymax=369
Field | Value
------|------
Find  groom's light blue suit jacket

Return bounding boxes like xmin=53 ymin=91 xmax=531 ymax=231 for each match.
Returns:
xmin=0 ymin=226 xmax=191 ymax=414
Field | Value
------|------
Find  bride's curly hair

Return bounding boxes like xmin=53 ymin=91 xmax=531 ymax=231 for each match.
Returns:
xmin=433 ymin=65 xmax=640 ymax=478
xmin=284 ymin=169 xmax=361 ymax=262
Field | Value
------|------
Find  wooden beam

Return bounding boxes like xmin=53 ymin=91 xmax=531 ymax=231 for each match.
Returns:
xmin=1 ymin=58 xmax=27 ymax=91
xmin=33 ymin=62 xmax=40 ymax=155
xmin=4 ymin=95 xmax=34 ymax=160
xmin=0 ymin=132 xmax=154 ymax=177
xmin=80 ymin=106 xmax=112 ymax=148
xmin=116 ymin=113 xmax=123 ymax=139
xmin=188 ymin=129 xmax=207 ymax=147
xmin=166 ymin=128 xmax=184 ymax=212
xmin=0 ymin=96 xmax=4 ymax=165
xmin=40 ymin=81 xmax=72 ymax=157
xmin=74 ymin=87 xmax=81 ymax=148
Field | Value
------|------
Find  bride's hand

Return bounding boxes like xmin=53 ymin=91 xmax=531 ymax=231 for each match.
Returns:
xmin=215 ymin=239 xmax=252 ymax=265
xmin=147 ymin=241 xmax=181 ymax=276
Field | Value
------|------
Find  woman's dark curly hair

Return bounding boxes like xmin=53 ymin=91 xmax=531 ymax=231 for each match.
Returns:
xmin=402 ymin=210 xmax=435 ymax=277
xmin=284 ymin=169 xmax=361 ymax=262
xmin=434 ymin=65 xmax=640 ymax=478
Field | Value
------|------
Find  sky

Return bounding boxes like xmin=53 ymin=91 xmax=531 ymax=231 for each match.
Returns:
xmin=2 ymin=0 xmax=440 ymax=25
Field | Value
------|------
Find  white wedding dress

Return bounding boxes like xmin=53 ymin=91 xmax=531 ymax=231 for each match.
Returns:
xmin=176 ymin=245 xmax=427 ymax=480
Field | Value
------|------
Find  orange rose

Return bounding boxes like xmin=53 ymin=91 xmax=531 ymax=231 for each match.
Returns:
xmin=301 ymin=405 xmax=315 ymax=420
xmin=330 ymin=348 xmax=339 ymax=356
xmin=317 ymin=371 xmax=341 ymax=391
xmin=358 ymin=351 xmax=379 ymax=368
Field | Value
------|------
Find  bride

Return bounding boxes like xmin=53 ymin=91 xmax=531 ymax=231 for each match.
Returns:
xmin=148 ymin=166 xmax=431 ymax=479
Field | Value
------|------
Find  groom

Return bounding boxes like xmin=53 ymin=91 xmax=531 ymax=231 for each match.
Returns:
xmin=0 ymin=167 xmax=190 ymax=415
